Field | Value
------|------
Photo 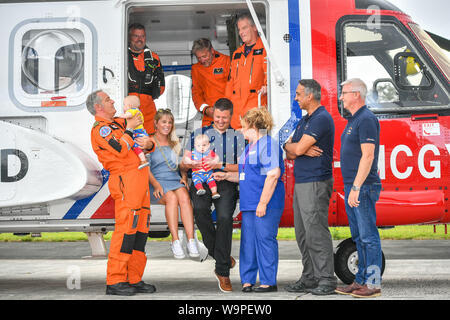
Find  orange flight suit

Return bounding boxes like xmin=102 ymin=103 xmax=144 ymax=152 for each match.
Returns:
xmin=225 ymin=37 xmax=267 ymax=129
xmin=91 ymin=116 xmax=151 ymax=286
xmin=191 ymin=50 xmax=231 ymax=126
xmin=128 ymin=48 xmax=165 ymax=134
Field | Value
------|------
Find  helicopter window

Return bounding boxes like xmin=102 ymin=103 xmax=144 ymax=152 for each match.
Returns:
xmin=409 ymin=23 xmax=450 ymax=82
xmin=21 ymin=29 xmax=84 ymax=95
xmin=339 ymin=21 xmax=450 ymax=116
xmin=54 ymin=43 xmax=85 ymax=93
xmin=11 ymin=21 xmax=93 ymax=110
xmin=21 ymin=46 xmax=39 ymax=95
xmin=157 ymin=74 xmax=196 ymax=125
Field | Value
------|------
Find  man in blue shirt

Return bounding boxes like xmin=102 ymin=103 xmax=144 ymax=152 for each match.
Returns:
xmin=283 ymin=79 xmax=337 ymax=295
xmin=335 ymin=78 xmax=382 ymax=298
xmin=181 ymin=98 xmax=245 ymax=293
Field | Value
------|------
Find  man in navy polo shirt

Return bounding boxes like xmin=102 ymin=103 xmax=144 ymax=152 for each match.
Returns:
xmin=283 ymin=79 xmax=337 ymax=295
xmin=335 ymin=78 xmax=382 ymax=298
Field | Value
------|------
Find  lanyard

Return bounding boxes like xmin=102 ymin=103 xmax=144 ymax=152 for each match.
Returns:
xmin=155 ymin=137 xmax=178 ymax=172
xmin=242 ymin=141 xmax=258 ymax=171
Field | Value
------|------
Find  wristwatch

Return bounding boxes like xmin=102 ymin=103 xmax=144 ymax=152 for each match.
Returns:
xmin=351 ymin=185 xmax=361 ymax=191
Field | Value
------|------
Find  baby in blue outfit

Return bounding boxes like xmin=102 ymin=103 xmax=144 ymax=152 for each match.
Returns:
xmin=189 ymin=134 xmax=220 ymax=199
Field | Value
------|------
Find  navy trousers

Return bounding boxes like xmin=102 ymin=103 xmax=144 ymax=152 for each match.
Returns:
xmin=239 ymin=208 xmax=283 ymax=286
xmin=191 ymin=180 xmax=238 ymax=277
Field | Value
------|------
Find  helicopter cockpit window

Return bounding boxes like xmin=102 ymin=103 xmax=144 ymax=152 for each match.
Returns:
xmin=339 ymin=21 xmax=450 ymax=116
xmin=409 ymin=23 xmax=450 ymax=82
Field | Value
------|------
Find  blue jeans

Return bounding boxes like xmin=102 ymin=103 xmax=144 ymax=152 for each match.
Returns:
xmin=344 ymin=183 xmax=382 ymax=287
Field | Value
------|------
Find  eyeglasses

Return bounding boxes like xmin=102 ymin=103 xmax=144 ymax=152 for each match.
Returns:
xmin=341 ymin=91 xmax=358 ymax=95
xmin=157 ymin=108 xmax=172 ymax=113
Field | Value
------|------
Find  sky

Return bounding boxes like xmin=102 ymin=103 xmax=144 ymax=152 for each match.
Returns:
xmin=389 ymin=0 xmax=450 ymax=39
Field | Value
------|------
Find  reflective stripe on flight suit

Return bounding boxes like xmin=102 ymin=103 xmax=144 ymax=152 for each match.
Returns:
xmin=191 ymin=50 xmax=231 ymax=126
xmin=225 ymin=37 xmax=267 ymax=129
xmin=91 ymin=116 xmax=151 ymax=285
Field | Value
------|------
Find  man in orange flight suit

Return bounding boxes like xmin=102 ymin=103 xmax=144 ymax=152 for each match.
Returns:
xmin=128 ymin=23 xmax=165 ymax=134
xmin=191 ymin=38 xmax=231 ymax=127
xmin=225 ymin=12 xmax=267 ymax=129
xmin=87 ymin=90 xmax=156 ymax=296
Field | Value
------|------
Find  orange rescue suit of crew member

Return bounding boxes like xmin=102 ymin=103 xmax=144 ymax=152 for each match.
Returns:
xmin=128 ymin=49 xmax=165 ymax=134
xmin=191 ymin=50 xmax=231 ymax=126
xmin=225 ymin=37 xmax=267 ymax=129
xmin=91 ymin=116 xmax=151 ymax=286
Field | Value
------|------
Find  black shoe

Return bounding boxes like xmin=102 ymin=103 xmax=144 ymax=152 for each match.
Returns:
xmin=253 ymin=285 xmax=278 ymax=293
xmin=106 ymin=282 xmax=137 ymax=296
xmin=130 ymin=281 xmax=156 ymax=293
xmin=307 ymin=285 xmax=336 ymax=296
xmin=285 ymin=280 xmax=317 ymax=293
xmin=242 ymin=285 xmax=254 ymax=293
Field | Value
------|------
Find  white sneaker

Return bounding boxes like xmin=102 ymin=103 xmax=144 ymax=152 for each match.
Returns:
xmin=171 ymin=240 xmax=185 ymax=259
xmin=196 ymin=189 xmax=206 ymax=196
xmin=187 ymin=239 xmax=200 ymax=258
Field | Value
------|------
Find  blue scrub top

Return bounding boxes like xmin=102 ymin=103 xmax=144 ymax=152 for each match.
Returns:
xmin=238 ymin=135 xmax=285 ymax=211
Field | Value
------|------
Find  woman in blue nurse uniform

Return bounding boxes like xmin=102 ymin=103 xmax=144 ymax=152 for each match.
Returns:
xmin=214 ymin=107 xmax=285 ymax=293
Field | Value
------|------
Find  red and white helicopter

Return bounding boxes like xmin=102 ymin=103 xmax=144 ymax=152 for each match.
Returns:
xmin=0 ymin=0 xmax=449 ymax=284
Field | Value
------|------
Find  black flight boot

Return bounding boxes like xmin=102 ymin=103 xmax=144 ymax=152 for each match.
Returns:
xmin=130 ymin=281 xmax=157 ymax=293
xmin=106 ymin=282 xmax=137 ymax=296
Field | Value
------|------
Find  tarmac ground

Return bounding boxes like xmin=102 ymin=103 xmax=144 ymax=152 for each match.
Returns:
xmin=1 ymin=239 xmax=450 ymax=302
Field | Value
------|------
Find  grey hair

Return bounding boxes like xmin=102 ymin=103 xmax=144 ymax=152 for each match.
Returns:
xmin=128 ymin=22 xmax=145 ymax=34
xmin=86 ymin=90 xmax=103 ymax=115
xmin=298 ymin=79 xmax=322 ymax=101
xmin=341 ymin=78 xmax=367 ymax=99
xmin=236 ymin=12 xmax=255 ymax=26
xmin=192 ymin=38 xmax=213 ymax=55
